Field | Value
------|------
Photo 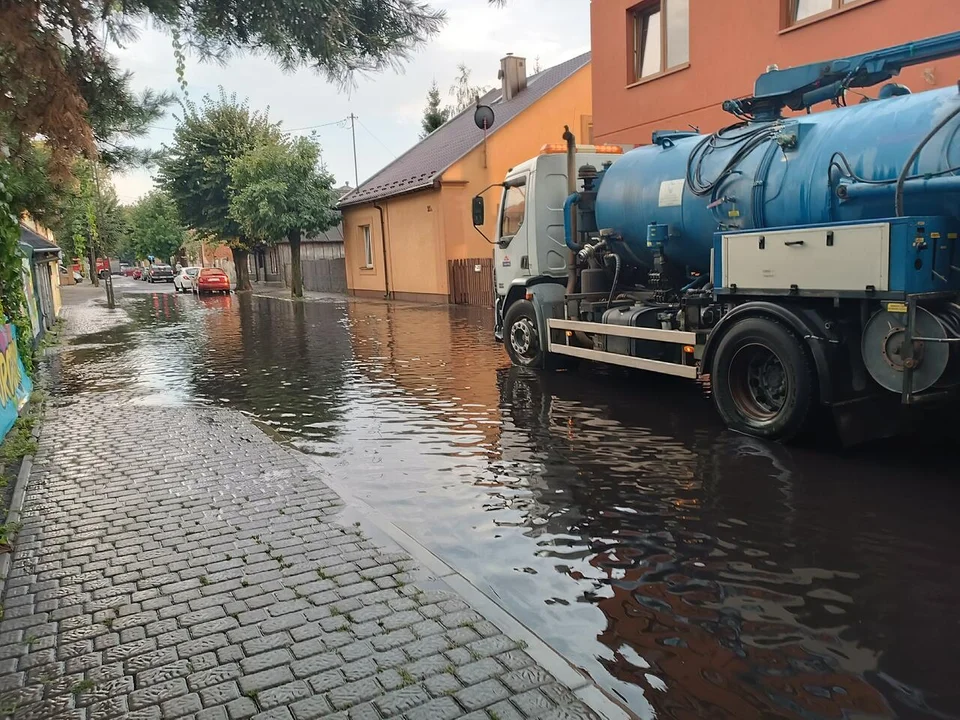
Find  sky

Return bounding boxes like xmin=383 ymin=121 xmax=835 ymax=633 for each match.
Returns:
xmin=110 ymin=0 xmax=591 ymax=204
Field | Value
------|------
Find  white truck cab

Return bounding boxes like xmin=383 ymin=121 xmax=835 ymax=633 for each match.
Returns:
xmin=483 ymin=145 xmax=624 ymax=339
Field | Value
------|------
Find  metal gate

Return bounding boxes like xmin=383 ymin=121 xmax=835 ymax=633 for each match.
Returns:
xmin=448 ymin=258 xmax=494 ymax=306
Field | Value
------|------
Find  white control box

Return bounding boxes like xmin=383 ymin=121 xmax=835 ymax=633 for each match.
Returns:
xmin=720 ymin=222 xmax=890 ymax=292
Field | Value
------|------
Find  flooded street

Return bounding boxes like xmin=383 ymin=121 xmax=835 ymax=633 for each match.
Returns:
xmin=51 ymin=279 xmax=960 ymax=719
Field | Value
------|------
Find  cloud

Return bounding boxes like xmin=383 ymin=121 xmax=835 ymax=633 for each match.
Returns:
xmin=109 ymin=0 xmax=591 ymax=200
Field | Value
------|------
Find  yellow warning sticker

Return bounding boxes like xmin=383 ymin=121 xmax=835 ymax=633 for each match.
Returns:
xmin=886 ymin=302 xmax=908 ymax=314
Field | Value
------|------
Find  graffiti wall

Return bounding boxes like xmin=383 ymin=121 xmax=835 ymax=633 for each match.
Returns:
xmin=21 ymin=257 xmax=40 ymax=339
xmin=0 ymin=322 xmax=33 ymax=441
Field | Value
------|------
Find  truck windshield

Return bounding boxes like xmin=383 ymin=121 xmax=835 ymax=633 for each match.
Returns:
xmin=500 ymin=180 xmax=526 ymax=241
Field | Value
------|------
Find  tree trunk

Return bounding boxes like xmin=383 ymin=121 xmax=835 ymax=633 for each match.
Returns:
xmin=232 ymin=247 xmax=252 ymax=292
xmin=87 ymin=243 xmax=99 ymax=287
xmin=289 ymin=229 xmax=303 ymax=298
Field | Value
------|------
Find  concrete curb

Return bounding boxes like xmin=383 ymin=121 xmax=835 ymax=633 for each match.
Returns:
xmin=327 ymin=477 xmax=637 ymax=720
xmin=0 ymin=414 xmax=41 ymax=599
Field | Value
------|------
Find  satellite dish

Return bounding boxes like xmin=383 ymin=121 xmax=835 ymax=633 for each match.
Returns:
xmin=474 ymin=105 xmax=495 ymax=131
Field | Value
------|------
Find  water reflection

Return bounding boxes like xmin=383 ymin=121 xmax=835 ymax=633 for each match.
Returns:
xmin=51 ymin=288 xmax=960 ymax=719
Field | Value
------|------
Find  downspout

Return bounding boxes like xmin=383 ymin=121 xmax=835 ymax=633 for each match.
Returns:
xmin=563 ymin=126 xmax=578 ymax=294
xmin=374 ymin=203 xmax=390 ymax=299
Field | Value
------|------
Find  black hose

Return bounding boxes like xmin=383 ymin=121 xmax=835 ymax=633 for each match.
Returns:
xmin=606 ymin=253 xmax=621 ymax=309
xmin=895 ymin=102 xmax=960 ymax=216
xmin=686 ymin=122 xmax=781 ymax=197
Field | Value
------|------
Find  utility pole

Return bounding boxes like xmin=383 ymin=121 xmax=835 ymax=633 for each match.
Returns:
xmin=90 ymin=162 xmax=115 ymax=308
xmin=349 ymin=113 xmax=359 ymax=188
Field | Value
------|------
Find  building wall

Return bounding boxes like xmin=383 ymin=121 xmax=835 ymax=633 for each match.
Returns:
xmin=342 ymin=189 xmax=447 ymax=300
xmin=443 ymin=62 xmax=594 ymax=260
xmin=342 ymin=62 xmax=593 ymax=302
xmin=592 ymin=0 xmax=960 ymax=145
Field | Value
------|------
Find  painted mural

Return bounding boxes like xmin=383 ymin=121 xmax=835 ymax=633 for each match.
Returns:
xmin=0 ymin=322 xmax=32 ymax=441
xmin=21 ymin=257 xmax=40 ymax=339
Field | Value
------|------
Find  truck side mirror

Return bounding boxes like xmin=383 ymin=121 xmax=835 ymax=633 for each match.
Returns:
xmin=472 ymin=196 xmax=484 ymax=226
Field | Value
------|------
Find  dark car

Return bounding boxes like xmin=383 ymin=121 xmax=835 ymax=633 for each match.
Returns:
xmin=148 ymin=265 xmax=174 ymax=283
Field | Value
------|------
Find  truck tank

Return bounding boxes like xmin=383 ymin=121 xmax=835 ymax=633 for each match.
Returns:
xmin=594 ymin=85 xmax=960 ymax=273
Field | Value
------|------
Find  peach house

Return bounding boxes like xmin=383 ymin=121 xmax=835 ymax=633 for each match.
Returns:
xmin=339 ymin=53 xmax=592 ymax=304
xmin=591 ymin=0 xmax=960 ymax=147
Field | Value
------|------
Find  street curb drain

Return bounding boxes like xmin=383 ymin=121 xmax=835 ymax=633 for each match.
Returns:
xmin=325 ymin=471 xmax=638 ymax=720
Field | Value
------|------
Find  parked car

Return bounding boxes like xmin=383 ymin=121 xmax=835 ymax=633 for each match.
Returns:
xmin=60 ymin=266 xmax=82 ymax=283
xmin=132 ymin=267 xmax=143 ymax=280
xmin=196 ymin=268 xmax=231 ymax=295
xmin=148 ymin=265 xmax=174 ymax=283
xmin=174 ymin=267 xmax=200 ymax=292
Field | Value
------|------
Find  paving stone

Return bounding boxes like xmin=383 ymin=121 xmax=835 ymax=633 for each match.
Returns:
xmin=327 ymin=677 xmax=383 ymax=710
xmin=424 ymin=672 xmax=462 ymax=697
xmin=240 ymin=648 xmax=292 ymax=675
xmin=0 ymin=376 xmax=596 ymax=720
xmin=199 ymin=679 xmax=241 ymax=707
xmin=198 ymin=707 xmax=229 ymax=720
xmin=374 ymin=684 xmax=430 ymax=717
xmin=403 ymin=696 xmax=462 ymax=720
xmin=455 ymin=678 xmax=511 ymax=711
xmin=188 ymin=663 xmax=241 ymax=691
xmin=456 ymin=658 xmax=504 ymax=685
xmin=129 ymin=678 xmax=189 ymax=710
xmin=161 ymin=691 xmax=203 ymax=719
xmin=255 ymin=680 xmax=310 ymax=710
xmin=513 ymin=689 xmax=557 ymax=717
xmin=237 ymin=667 xmax=294 ymax=695
xmin=289 ymin=694 xmax=333 ymax=720
xmin=226 ymin=696 xmax=259 ymax=720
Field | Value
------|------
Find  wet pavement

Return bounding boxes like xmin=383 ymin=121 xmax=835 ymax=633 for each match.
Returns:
xmin=48 ymin=278 xmax=960 ymax=719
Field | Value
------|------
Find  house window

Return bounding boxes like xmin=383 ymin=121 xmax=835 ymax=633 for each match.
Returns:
xmin=361 ymin=225 xmax=373 ymax=268
xmin=581 ymin=115 xmax=594 ymax=144
xmin=787 ymin=0 xmax=862 ymax=24
xmin=629 ymin=0 xmax=688 ymax=83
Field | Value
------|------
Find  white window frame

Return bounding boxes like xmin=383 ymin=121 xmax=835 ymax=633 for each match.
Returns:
xmin=361 ymin=225 xmax=373 ymax=269
xmin=629 ymin=0 xmax=689 ymax=84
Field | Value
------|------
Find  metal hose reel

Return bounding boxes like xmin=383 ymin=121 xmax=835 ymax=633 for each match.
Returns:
xmin=862 ymin=305 xmax=960 ymax=392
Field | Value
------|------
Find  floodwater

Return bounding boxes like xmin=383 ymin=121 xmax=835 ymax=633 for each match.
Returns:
xmin=50 ymin=279 xmax=960 ymax=719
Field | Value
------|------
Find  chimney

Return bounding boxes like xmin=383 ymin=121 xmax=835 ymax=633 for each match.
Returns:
xmin=499 ymin=54 xmax=527 ymax=102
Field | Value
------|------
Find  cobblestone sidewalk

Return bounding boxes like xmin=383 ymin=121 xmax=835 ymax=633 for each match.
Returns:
xmin=0 ymin=391 xmax=599 ymax=720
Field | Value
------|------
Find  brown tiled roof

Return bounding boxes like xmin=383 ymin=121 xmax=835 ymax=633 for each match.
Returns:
xmin=339 ymin=52 xmax=591 ymax=208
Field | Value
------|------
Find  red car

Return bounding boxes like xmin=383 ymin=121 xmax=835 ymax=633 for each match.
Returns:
xmin=132 ymin=268 xmax=143 ymax=280
xmin=196 ymin=268 xmax=231 ymax=295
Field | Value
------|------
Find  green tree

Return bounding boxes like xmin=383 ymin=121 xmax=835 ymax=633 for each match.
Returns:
xmin=0 ymin=0 xmax=445 ymax=170
xmin=229 ymin=136 xmax=339 ymax=298
xmin=158 ymin=91 xmax=282 ymax=291
xmin=420 ymin=81 xmax=451 ymax=139
xmin=449 ymin=63 xmax=489 ymax=112
xmin=128 ymin=191 xmax=187 ymax=264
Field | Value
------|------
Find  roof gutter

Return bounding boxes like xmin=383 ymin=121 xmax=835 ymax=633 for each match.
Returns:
xmin=374 ymin=203 xmax=390 ymax=299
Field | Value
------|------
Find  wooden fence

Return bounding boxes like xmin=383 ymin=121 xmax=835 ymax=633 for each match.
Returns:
xmin=283 ymin=259 xmax=347 ymax=293
xmin=448 ymin=257 xmax=494 ymax=306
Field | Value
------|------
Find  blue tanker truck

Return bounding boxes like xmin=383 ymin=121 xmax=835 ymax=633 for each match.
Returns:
xmin=475 ymin=31 xmax=960 ymax=443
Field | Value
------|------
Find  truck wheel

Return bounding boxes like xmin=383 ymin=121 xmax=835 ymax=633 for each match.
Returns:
xmin=711 ymin=317 xmax=815 ymax=440
xmin=504 ymin=300 xmax=547 ymax=369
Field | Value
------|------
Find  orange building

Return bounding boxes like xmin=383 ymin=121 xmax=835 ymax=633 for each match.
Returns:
xmin=339 ymin=53 xmax=593 ymax=304
xmin=591 ymin=0 xmax=960 ymax=146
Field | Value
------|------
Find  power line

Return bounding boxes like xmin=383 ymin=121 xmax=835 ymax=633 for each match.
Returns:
xmin=286 ymin=118 xmax=350 ymax=132
xmin=356 ymin=118 xmax=397 ymax=158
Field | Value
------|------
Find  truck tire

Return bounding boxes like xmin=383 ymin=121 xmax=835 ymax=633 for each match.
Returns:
xmin=711 ymin=317 xmax=815 ymax=440
xmin=504 ymin=300 xmax=547 ymax=369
